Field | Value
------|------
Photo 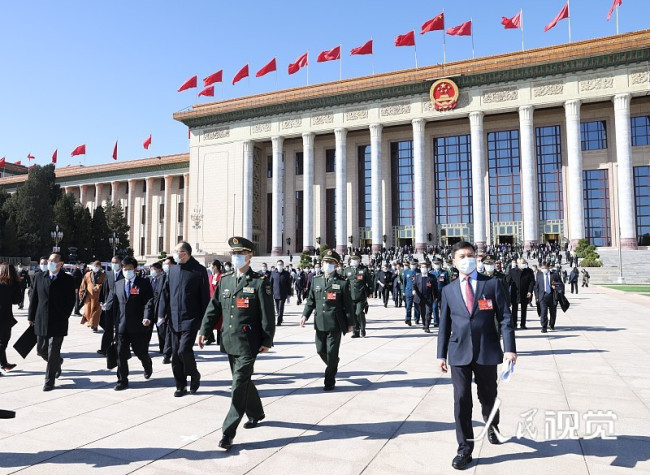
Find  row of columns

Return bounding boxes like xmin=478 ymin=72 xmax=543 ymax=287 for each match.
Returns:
xmin=246 ymin=92 xmax=638 ymax=255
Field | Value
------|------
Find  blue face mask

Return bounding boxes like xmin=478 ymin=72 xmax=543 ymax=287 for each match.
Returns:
xmin=47 ymin=261 xmax=58 ymax=273
xmin=112 ymin=263 xmax=121 ymax=272
xmin=232 ymin=254 xmax=248 ymax=270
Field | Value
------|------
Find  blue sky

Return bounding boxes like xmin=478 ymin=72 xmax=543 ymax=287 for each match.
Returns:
xmin=0 ymin=0 xmax=645 ymax=167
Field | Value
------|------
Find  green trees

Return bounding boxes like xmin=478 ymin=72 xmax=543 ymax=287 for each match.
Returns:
xmin=574 ymin=238 xmax=602 ymax=267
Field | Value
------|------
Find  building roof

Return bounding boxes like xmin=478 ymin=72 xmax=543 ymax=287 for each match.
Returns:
xmin=0 ymin=153 xmax=189 ymax=188
xmin=174 ymin=29 xmax=650 ymax=128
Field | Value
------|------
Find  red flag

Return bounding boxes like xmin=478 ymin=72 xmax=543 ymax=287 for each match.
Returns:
xmin=177 ymin=75 xmax=197 ymax=92
xmin=544 ymin=3 xmax=569 ymax=32
xmin=232 ymin=64 xmax=249 ymax=85
xmin=395 ymin=31 xmax=415 ymax=47
xmin=288 ymin=53 xmax=308 ymax=75
xmin=203 ymin=70 xmax=223 ymax=86
xmin=14 ymin=161 xmax=21 ymax=166
xmin=143 ymin=134 xmax=152 ymax=150
xmin=317 ymin=46 xmax=341 ymax=62
xmin=447 ymin=20 xmax=472 ymax=36
xmin=198 ymin=85 xmax=214 ymax=97
xmin=51 ymin=149 xmax=57 ymax=164
xmin=350 ymin=40 xmax=373 ymax=55
xmin=607 ymin=0 xmax=622 ymax=21
xmin=502 ymin=11 xmax=522 ymax=29
xmin=112 ymin=141 xmax=118 ymax=160
xmin=0 ymin=157 xmax=5 ymax=168
xmin=421 ymin=13 xmax=445 ymax=34
xmin=256 ymin=58 xmax=277 ymax=77
xmin=27 ymin=153 xmax=35 ymax=160
xmin=71 ymin=144 xmax=86 ymax=157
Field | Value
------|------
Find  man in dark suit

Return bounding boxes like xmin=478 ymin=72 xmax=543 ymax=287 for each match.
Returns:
xmin=99 ymin=256 xmax=123 ymax=356
xmin=437 ymin=241 xmax=516 ymax=470
xmin=506 ymin=258 xmax=535 ymax=329
xmin=15 ymin=263 xmax=31 ymax=310
xmin=149 ymin=262 xmax=166 ymax=356
xmin=113 ymin=257 xmax=154 ymax=390
xmin=534 ymin=262 xmax=564 ymax=333
xmin=413 ymin=261 xmax=440 ymax=333
xmin=376 ymin=264 xmax=393 ymax=308
xmin=269 ymin=260 xmax=291 ymax=325
xmin=158 ymin=241 xmax=210 ymax=397
xmin=71 ymin=263 xmax=84 ymax=315
xmin=28 ymin=253 xmax=76 ymax=391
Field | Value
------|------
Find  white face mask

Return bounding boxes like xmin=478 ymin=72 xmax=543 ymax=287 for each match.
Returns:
xmin=323 ymin=263 xmax=335 ymax=274
xmin=456 ymin=257 xmax=477 ymax=275
xmin=39 ymin=264 xmax=48 ymax=272
xmin=477 ymin=262 xmax=485 ymax=272
xmin=111 ymin=263 xmax=121 ymax=272
xmin=433 ymin=264 xmax=441 ymax=271
xmin=232 ymin=255 xmax=248 ymax=270
xmin=421 ymin=267 xmax=428 ymax=274
xmin=261 ymin=267 xmax=267 ymax=272
xmin=276 ymin=264 xmax=284 ymax=271
xmin=520 ymin=264 xmax=528 ymax=269
xmin=173 ymin=252 xmax=181 ymax=263
xmin=124 ymin=269 xmax=135 ymax=280
xmin=351 ymin=260 xmax=359 ymax=268
xmin=410 ymin=265 xmax=417 ymax=271
xmin=151 ymin=270 xmax=159 ymax=278
xmin=485 ymin=265 xmax=495 ymax=273
xmin=314 ymin=267 xmax=321 ymax=274
xmin=47 ymin=261 xmax=58 ymax=273
xmin=541 ymin=268 xmax=549 ymax=274
xmin=511 ymin=263 xmax=517 ymax=269
xmin=162 ymin=264 xmax=170 ymax=273
xmin=92 ymin=266 xmax=100 ymax=273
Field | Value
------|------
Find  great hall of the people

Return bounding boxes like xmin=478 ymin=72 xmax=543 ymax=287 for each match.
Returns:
xmin=2 ymin=30 xmax=650 ymax=261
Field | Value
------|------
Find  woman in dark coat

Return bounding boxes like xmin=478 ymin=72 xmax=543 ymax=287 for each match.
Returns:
xmin=0 ymin=263 xmax=22 ymax=372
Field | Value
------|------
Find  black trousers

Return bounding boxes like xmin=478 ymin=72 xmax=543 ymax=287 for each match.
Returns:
xmin=570 ymin=282 xmax=578 ymax=294
xmin=156 ymin=320 xmax=172 ymax=356
xmin=222 ymin=354 xmax=263 ymax=438
xmin=295 ymin=288 xmax=303 ymax=304
xmin=381 ymin=286 xmax=391 ymax=307
xmin=451 ymin=362 xmax=499 ymax=456
xmin=74 ymin=288 xmax=81 ymax=314
xmin=511 ymin=297 xmax=529 ymax=328
xmin=17 ymin=288 xmax=26 ymax=309
xmin=315 ymin=329 xmax=341 ymax=387
xmin=37 ymin=336 xmax=64 ymax=387
xmin=539 ymin=294 xmax=557 ymax=330
xmin=116 ymin=332 xmax=152 ymax=384
xmin=274 ymin=298 xmax=286 ymax=323
xmin=170 ymin=327 xmax=200 ymax=390
xmin=393 ymin=288 xmax=402 ymax=307
xmin=419 ymin=300 xmax=433 ymax=329
xmin=0 ymin=327 xmax=11 ymax=366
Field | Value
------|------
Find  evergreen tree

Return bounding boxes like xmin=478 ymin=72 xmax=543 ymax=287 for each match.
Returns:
xmin=104 ymin=199 xmax=131 ymax=255
xmin=90 ymin=206 xmax=112 ymax=261
xmin=74 ymin=206 xmax=93 ymax=263
xmin=53 ymin=193 xmax=77 ymax=261
xmin=2 ymin=217 xmax=20 ymax=257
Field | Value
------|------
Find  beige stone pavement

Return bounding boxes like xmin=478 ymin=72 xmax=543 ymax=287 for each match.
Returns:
xmin=0 ymin=285 xmax=649 ymax=475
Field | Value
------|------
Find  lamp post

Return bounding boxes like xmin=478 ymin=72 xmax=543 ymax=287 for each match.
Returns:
xmin=108 ymin=232 xmax=120 ymax=256
xmin=50 ymin=225 xmax=63 ymax=253
xmin=615 ymin=163 xmax=625 ymax=284
xmin=191 ymin=205 xmax=203 ymax=254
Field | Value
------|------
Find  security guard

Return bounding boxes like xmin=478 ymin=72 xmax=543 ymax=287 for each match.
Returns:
xmin=198 ymin=236 xmax=275 ymax=451
xmin=446 ymin=259 xmax=459 ymax=281
xmin=344 ymin=254 xmax=372 ymax=338
xmin=482 ymin=258 xmax=509 ymax=295
xmin=300 ymin=249 xmax=354 ymax=391
xmin=430 ymin=258 xmax=449 ymax=328
xmin=402 ymin=259 xmax=418 ymax=326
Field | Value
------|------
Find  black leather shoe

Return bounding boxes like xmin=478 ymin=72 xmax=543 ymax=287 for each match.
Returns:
xmin=541 ymin=328 xmax=548 ymax=333
xmin=487 ymin=425 xmax=501 ymax=444
xmin=424 ymin=328 xmax=431 ymax=333
xmin=351 ymin=333 xmax=360 ymax=338
xmin=243 ymin=415 xmax=265 ymax=429
xmin=405 ymin=320 xmax=412 ymax=326
xmin=162 ymin=356 xmax=171 ymax=364
xmin=114 ymin=382 xmax=128 ymax=391
xmin=43 ymin=384 xmax=54 ymax=392
xmin=452 ymin=453 xmax=472 ymax=470
xmin=360 ymin=330 xmax=366 ymax=337
xmin=144 ymin=366 xmax=152 ymax=380
xmin=218 ymin=435 xmax=233 ymax=451
xmin=276 ymin=321 xmax=282 ymax=326
xmin=97 ymin=350 xmax=107 ymax=356
xmin=174 ymin=388 xmax=187 ymax=397
xmin=323 ymin=383 xmax=335 ymax=391
xmin=190 ymin=372 xmax=201 ymax=394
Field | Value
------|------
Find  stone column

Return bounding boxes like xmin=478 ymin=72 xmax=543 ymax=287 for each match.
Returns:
xmin=370 ymin=124 xmax=383 ymax=253
xmin=94 ymin=183 xmax=104 ymax=211
xmin=145 ymin=177 xmax=154 ymax=256
xmin=334 ymin=127 xmax=348 ymax=254
xmin=565 ymin=99 xmax=585 ymax=248
xmin=302 ymin=133 xmax=315 ymax=251
xmin=412 ymin=119 xmax=427 ymax=253
xmin=469 ymin=112 xmax=487 ymax=251
xmin=127 ymin=179 xmax=136 ymax=229
xmin=519 ymin=105 xmax=539 ymax=250
xmin=242 ymin=141 xmax=254 ymax=240
xmin=79 ymin=185 xmax=87 ymax=209
xmin=613 ymin=93 xmax=639 ymax=250
xmin=164 ymin=175 xmax=173 ymax=253
xmin=111 ymin=181 xmax=119 ymax=204
xmin=271 ymin=136 xmax=284 ymax=256
xmin=183 ymin=173 xmax=190 ymax=241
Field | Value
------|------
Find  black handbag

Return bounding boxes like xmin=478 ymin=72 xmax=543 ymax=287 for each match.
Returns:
xmin=106 ymin=340 xmax=118 ymax=370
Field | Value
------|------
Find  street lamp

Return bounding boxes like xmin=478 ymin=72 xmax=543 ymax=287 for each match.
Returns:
xmin=191 ymin=205 xmax=203 ymax=253
xmin=50 ymin=225 xmax=63 ymax=253
xmin=108 ymin=232 xmax=120 ymax=256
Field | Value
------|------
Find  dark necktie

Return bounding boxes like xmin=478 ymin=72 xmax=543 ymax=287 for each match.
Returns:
xmin=125 ymin=280 xmax=131 ymax=298
xmin=465 ymin=276 xmax=474 ymax=314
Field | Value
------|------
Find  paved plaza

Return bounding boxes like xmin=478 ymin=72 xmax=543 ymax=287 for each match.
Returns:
xmin=0 ymin=286 xmax=649 ymax=474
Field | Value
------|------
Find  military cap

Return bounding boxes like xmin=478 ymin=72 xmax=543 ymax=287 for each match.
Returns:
xmin=483 ymin=258 xmax=495 ymax=265
xmin=321 ymin=249 xmax=341 ymax=264
xmin=411 ymin=258 xmax=419 ymax=264
xmin=349 ymin=253 xmax=361 ymax=260
xmin=432 ymin=258 xmax=442 ymax=264
xmin=228 ymin=236 xmax=254 ymax=252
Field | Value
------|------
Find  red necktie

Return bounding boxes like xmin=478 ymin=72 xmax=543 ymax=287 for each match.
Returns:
xmin=465 ymin=276 xmax=474 ymax=314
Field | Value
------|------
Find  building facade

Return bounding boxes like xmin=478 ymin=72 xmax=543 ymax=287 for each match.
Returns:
xmin=174 ymin=30 xmax=650 ymax=256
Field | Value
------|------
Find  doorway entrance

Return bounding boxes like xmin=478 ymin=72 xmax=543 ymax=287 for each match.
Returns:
xmin=498 ymin=235 xmax=514 ymax=245
xmin=544 ymin=233 xmax=559 ymax=244
xmin=447 ymin=236 xmax=461 ymax=245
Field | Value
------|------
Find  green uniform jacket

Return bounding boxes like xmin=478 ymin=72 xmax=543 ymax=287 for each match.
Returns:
xmin=343 ymin=265 xmax=372 ymax=302
xmin=302 ymin=273 xmax=354 ymax=334
xmin=200 ymin=268 xmax=275 ymax=357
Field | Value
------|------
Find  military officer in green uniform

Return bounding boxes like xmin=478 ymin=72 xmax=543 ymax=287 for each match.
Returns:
xmin=300 ymin=249 xmax=354 ymax=391
xmin=198 ymin=236 xmax=275 ymax=451
xmin=482 ymin=258 xmax=510 ymax=306
xmin=344 ymin=254 xmax=372 ymax=338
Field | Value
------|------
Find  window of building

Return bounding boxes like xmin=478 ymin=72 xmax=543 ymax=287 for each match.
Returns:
xmin=267 ymin=155 xmax=273 ymax=178
xmin=488 ymin=130 xmax=521 ymax=222
xmin=583 ymin=169 xmax=611 ymax=247
xmin=142 ymin=180 xmax=146 ymax=193
xmin=326 ymin=188 xmax=336 ymax=248
xmin=158 ymin=236 xmax=164 ymax=253
xmin=140 ymin=237 xmax=145 ymax=256
xmin=177 ymin=235 xmax=183 ymax=244
xmin=295 ymin=152 xmax=303 ymax=176
xmin=295 ymin=190 xmax=303 ymax=251
xmin=631 ymin=116 xmax=650 ymax=146
xmin=634 ymin=166 xmax=650 ymax=246
xmin=390 ymin=141 xmax=414 ymax=227
xmin=434 ymin=135 xmax=473 ymax=224
xmin=536 ymin=125 xmax=564 ymax=220
xmin=178 ymin=204 xmax=183 ymax=223
xmin=125 ymin=182 xmax=129 ymax=193
xmin=141 ymin=205 xmax=146 ymax=225
xmin=160 ymin=178 xmax=165 ymax=191
xmin=178 ymin=176 xmax=184 ymax=189
xmin=325 ymin=148 xmax=335 ymax=173
xmin=358 ymin=145 xmax=372 ymax=228
xmin=581 ymin=121 xmax=607 ymax=151
xmin=125 ymin=206 xmax=129 ymax=220
xmin=159 ymin=203 xmax=164 ymax=223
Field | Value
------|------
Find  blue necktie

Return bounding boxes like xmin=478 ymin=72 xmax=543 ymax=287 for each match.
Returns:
xmin=125 ymin=280 xmax=131 ymax=298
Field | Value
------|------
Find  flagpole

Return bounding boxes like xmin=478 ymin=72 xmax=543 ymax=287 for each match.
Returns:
xmin=520 ymin=8 xmax=525 ymax=51
xmin=371 ymin=36 xmax=375 ymax=75
xmin=567 ymin=0 xmax=572 ymax=42
xmin=307 ymin=50 xmax=310 ymax=86
xmin=275 ymin=55 xmax=278 ymax=89
xmin=471 ymin=18 xmax=475 ymax=59
xmin=414 ymin=41 xmax=418 ymax=70
xmin=616 ymin=4 xmax=620 ymax=35
xmin=339 ymin=44 xmax=342 ymax=81
xmin=442 ymin=9 xmax=447 ymax=64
